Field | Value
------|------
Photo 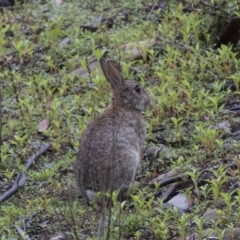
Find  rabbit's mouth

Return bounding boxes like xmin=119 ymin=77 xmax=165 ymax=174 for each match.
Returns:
xmin=118 ymin=97 xmax=149 ymax=111
xmin=135 ymin=98 xmax=151 ymax=111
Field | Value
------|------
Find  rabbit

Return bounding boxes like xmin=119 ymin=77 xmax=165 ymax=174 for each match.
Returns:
xmin=75 ymin=57 xmax=151 ymax=203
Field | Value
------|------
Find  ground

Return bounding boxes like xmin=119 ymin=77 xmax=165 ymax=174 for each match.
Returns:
xmin=1 ymin=0 xmax=240 ymax=239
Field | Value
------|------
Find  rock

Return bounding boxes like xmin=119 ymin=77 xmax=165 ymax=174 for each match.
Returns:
xmin=49 ymin=234 xmax=66 ymax=240
xmin=201 ymin=209 xmax=218 ymax=225
xmin=222 ymin=228 xmax=240 ymax=240
xmin=201 ymin=209 xmax=227 ymax=228
xmin=167 ymin=193 xmax=189 ymax=211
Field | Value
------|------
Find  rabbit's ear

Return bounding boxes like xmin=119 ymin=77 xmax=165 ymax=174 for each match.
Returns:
xmin=100 ymin=58 xmax=126 ymax=89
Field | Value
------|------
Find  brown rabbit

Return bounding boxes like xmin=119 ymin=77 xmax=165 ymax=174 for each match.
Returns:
xmin=75 ymin=57 xmax=151 ymax=202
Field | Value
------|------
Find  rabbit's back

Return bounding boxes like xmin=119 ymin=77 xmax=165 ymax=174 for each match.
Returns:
xmin=75 ymin=108 xmax=145 ymax=200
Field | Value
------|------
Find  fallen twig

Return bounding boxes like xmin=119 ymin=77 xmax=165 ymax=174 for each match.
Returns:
xmin=150 ymin=173 xmax=188 ymax=188
xmin=129 ymin=162 xmax=238 ymax=209
xmin=0 ymin=143 xmax=51 ymax=203
xmin=150 ymin=162 xmax=238 ymax=189
xmin=24 ymin=143 xmax=51 ymax=171
xmin=157 ymin=182 xmax=180 ymax=202
xmin=147 ymin=182 xmax=181 ymax=202
xmin=229 ymin=106 xmax=240 ymax=111
xmin=127 ymin=162 xmax=238 ymax=209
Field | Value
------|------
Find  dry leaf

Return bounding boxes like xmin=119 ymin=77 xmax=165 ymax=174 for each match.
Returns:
xmin=70 ymin=58 xmax=98 ymax=79
xmin=216 ymin=120 xmax=230 ymax=130
xmin=204 ymin=116 xmax=210 ymax=121
xmin=118 ymin=38 xmax=157 ymax=60
xmin=59 ymin=37 xmax=70 ymax=48
xmin=80 ymin=13 xmax=114 ymax=32
xmin=159 ymin=0 xmax=167 ymax=8
xmin=6 ymin=55 xmax=13 ymax=63
xmin=80 ymin=14 xmax=103 ymax=33
xmin=38 ymin=119 xmax=49 ymax=133
xmin=92 ymin=15 xmax=103 ymax=28
xmin=55 ymin=0 xmax=63 ymax=6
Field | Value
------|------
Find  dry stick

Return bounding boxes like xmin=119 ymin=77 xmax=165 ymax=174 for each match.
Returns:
xmin=150 ymin=162 xmax=238 ymax=189
xmin=229 ymin=106 xmax=240 ymax=111
xmin=150 ymin=173 xmax=188 ymax=188
xmin=199 ymin=0 xmax=231 ymax=16
xmin=0 ymin=143 xmax=51 ymax=203
xmin=125 ymin=162 xmax=239 ymax=209
xmin=24 ymin=143 xmax=51 ymax=172
xmin=154 ymin=182 xmax=180 ymax=201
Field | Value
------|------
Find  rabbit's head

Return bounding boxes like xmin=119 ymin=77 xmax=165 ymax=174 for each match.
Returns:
xmin=100 ymin=58 xmax=151 ymax=111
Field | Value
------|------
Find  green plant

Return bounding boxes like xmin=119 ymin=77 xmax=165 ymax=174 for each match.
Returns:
xmin=178 ymin=213 xmax=190 ymax=239
xmin=194 ymin=217 xmax=205 ymax=239
xmin=1 ymin=0 xmax=240 ymax=238
xmin=207 ymin=167 xmax=229 ymax=206
xmin=195 ymin=123 xmax=219 ymax=155
xmin=186 ymin=168 xmax=202 ymax=196
xmin=171 ymin=117 xmax=184 ymax=142
xmin=12 ymin=39 xmax=34 ymax=64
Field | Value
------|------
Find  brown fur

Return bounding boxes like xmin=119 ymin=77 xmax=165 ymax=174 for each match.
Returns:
xmin=75 ymin=58 xmax=151 ymax=202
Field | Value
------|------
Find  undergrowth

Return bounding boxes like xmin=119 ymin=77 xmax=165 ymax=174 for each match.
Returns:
xmin=1 ymin=0 xmax=240 ymax=239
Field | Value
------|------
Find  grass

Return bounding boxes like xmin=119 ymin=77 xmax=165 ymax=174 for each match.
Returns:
xmin=1 ymin=0 xmax=240 ymax=239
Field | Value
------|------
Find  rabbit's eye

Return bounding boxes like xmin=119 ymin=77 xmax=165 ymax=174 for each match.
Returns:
xmin=134 ymin=85 xmax=141 ymax=93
